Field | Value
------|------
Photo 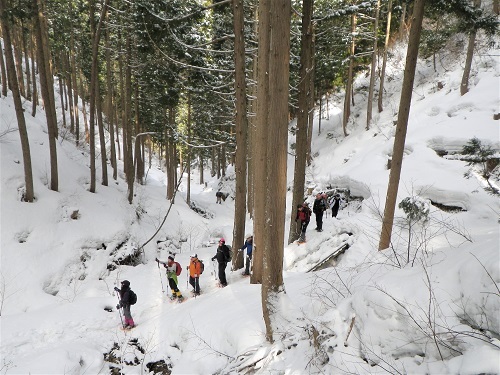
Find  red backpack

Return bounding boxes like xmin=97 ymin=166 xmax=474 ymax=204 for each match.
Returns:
xmin=298 ymin=207 xmax=310 ymax=221
xmin=175 ymin=261 xmax=182 ymax=276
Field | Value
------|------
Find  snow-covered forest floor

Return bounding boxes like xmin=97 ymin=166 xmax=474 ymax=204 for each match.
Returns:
xmin=1 ymin=35 xmax=499 ymax=374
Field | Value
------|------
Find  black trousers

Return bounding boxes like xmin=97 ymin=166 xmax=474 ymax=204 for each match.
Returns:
xmin=168 ymin=277 xmax=180 ymax=293
xmin=218 ymin=262 xmax=227 ymax=285
xmin=315 ymin=211 xmax=324 ymax=230
xmin=189 ymin=276 xmax=200 ymax=293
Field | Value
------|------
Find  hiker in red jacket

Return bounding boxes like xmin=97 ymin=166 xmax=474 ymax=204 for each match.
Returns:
xmin=295 ymin=202 xmax=312 ymax=243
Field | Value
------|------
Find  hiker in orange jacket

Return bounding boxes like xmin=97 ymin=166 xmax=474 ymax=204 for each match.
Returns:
xmin=188 ymin=254 xmax=202 ymax=295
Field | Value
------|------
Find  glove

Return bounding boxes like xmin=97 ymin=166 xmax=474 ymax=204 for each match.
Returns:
xmin=211 ymin=257 xmax=215 ymax=261
xmin=116 ymin=304 xmax=120 ymax=309
xmin=114 ymin=287 xmax=120 ymax=292
xmin=155 ymin=257 xmax=159 ymax=262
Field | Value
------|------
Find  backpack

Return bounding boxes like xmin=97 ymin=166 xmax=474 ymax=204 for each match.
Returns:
xmin=129 ymin=290 xmax=137 ymax=305
xmin=224 ymin=245 xmax=232 ymax=262
xmin=298 ymin=207 xmax=311 ymax=221
xmin=174 ymin=261 xmax=182 ymax=276
xmin=199 ymin=260 xmax=205 ymax=274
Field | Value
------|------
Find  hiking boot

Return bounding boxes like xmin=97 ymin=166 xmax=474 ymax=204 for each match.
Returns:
xmin=171 ymin=294 xmax=177 ymax=299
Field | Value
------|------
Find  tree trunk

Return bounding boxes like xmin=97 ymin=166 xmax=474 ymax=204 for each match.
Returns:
xmin=0 ymin=0 xmax=34 ymax=202
xmin=262 ymin=0 xmax=291 ymax=344
xmin=65 ymin=53 xmax=75 ymax=132
xmin=105 ymin=17 xmax=117 ymax=180
xmin=378 ymin=0 xmax=393 ymax=113
xmin=494 ymin=0 xmax=499 ymax=14
xmin=460 ymin=0 xmax=480 ymax=96
xmin=88 ymin=0 xmax=109 ymax=193
xmin=251 ymin=0 xmax=271 ymax=286
xmin=399 ymin=2 xmax=407 ymax=40
xmin=13 ymin=23 xmax=25 ymax=98
xmin=22 ymin=24 xmax=31 ymax=101
xmin=79 ymin=70 xmax=89 ymax=144
xmin=33 ymin=0 xmax=58 ymax=191
xmin=366 ymin=0 xmax=380 ymax=130
xmin=134 ymin=81 xmax=144 ymax=184
xmin=289 ymin=0 xmax=314 ymax=244
xmin=199 ymin=153 xmax=204 ymax=184
xmin=96 ymin=80 xmax=108 ymax=186
xmin=231 ymin=0 xmax=249 ymax=271
xmin=0 ymin=38 xmax=7 ymax=96
xmin=247 ymin=4 xmax=259 ymax=218
xmin=306 ymin=33 xmax=315 ymax=166
xmin=342 ymin=13 xmax=356 ymax=136
xmin=70 ymin=15 xmax=80 ymax=143
xmin=30 ymin=30 xmax=37 ymax=116
xmin=186 ymin=93 xmax=192 ymax=206
xmin=58 ymin=70 xmax=67 ymax=128
xmin=125 ymin=28 xmax=134 ymax=204
xmin=379 ymin=0 xmax=425 ymax=251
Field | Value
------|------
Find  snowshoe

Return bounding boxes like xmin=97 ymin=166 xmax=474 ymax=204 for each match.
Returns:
xmin=120 ymin=324 xmax=136 ymax=331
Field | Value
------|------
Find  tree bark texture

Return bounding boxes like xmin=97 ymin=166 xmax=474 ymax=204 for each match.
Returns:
xmin=231 ymin=0 xmax=249 ymax=271
xmin=251 ymin=0 xmax=270 ymax=286
xmin=262 ymin=0 xmax=291 ymax=344
xmin=379 ymin=0 xmax=425 ymax=251
xmin=33 ymin=0 xmax=58 ymax=191
xmin=0 ymin=38 xmax=7 ymax=96
xmin=342 ymin=13 xmax=356 ymax=136
xmin=289 ymin=0 xmax=314 ymax=244
xmin=378 ymin=0 xmax=393 ymax=113
xmin=460 ymin=0 xmax=480 ymax=96
xmin=366 ymin=0 xmax=380 ymax=130
xmin=0 ymin=0 xmax=34 ymax=202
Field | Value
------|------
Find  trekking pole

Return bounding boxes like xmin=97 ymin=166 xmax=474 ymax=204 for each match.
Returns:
xmin=115 ymin=290 xmax=125 ymax=328
xmin=186 ymin=267 xmax=189 ymax=290
xmin=212 ymin=260 xmax=218 ymax=280
xmin=157 ymin=261 xmax=165 ymax=293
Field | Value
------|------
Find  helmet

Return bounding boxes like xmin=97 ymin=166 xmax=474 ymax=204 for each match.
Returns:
xmin=219 ymin=238 xmax=225 ymax=243
xmin=121 ymin=280 xmax=130 ymax=287
xmin=190 ymin=253 xmax=198 ymax=258
xmin=168 ymin=255 xmax=174 ymax=261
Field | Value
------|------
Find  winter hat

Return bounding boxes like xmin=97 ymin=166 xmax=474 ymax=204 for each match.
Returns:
xmin=219 ymin=238 xmax=225 ymax=243
xmin=121 ymin=280 xmax=130 ymax=287
xmin=168 ymin=255 xmax=174 ymax=261
xmin=190 ymin=254 xmax=198 ymax=258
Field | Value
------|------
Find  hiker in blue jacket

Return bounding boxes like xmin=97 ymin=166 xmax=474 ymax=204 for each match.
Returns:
xmin=239 ymin=235 xmax=253 ymax=275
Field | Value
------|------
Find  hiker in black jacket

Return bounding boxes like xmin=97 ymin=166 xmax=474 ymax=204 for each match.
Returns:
xmin=115 ymin=280 xmax=135 ymax=328
xmin=313 ymin=193 xmax=327 ymax=232
xmin=211 ymin=238 xmax=230 ymax=286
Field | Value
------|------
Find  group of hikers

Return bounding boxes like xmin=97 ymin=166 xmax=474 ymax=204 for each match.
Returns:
xmin=115 ymin=235 xmax=254 ymax=329
xmin=115 ymin=192 xmax=345 ymax=328
xmin=115 ymin=191 xmax=344 ymax=329
xmin=296 ymin=192 xmax=342 ymax=243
